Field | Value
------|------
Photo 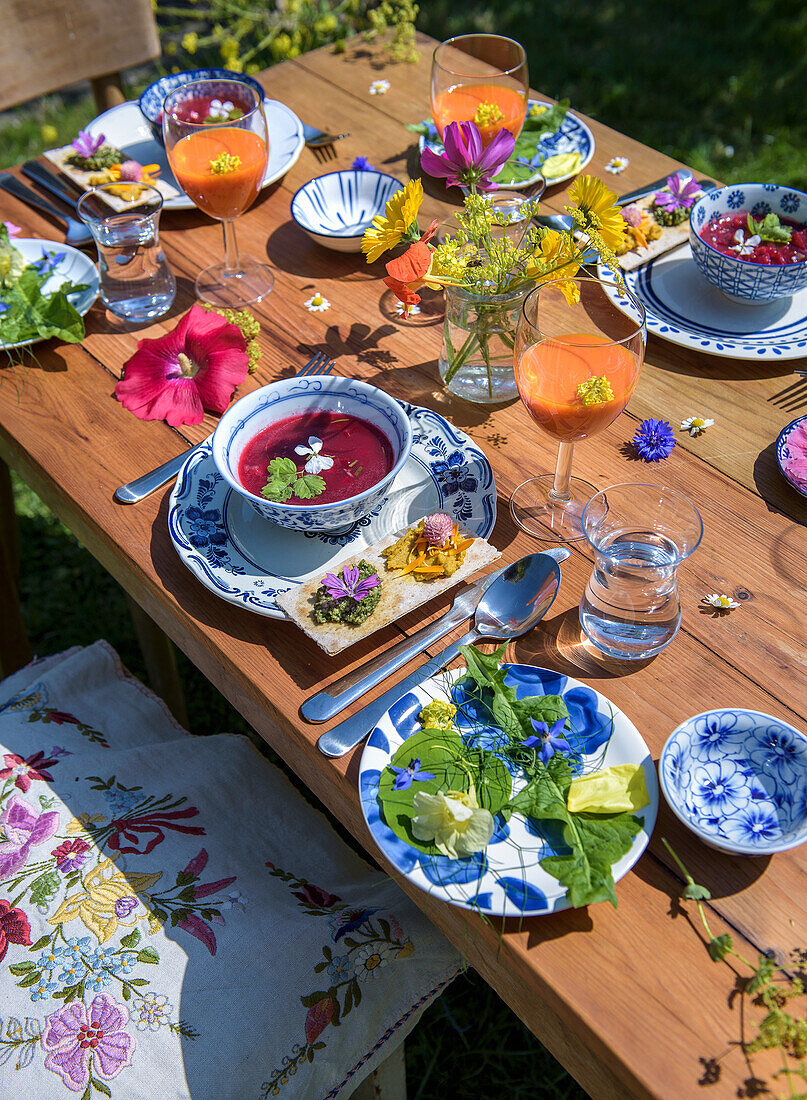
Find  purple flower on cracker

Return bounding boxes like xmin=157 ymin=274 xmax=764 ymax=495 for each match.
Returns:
xmin=71 ymin=130 xmax=105 ymax=158
xmin=321 ymin=564 xmax=380 ymax=602
xmin=653 ymin=173 xmax=701 ymax=213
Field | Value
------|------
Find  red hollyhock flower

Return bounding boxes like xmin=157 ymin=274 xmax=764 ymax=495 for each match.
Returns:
xmin=0 ymin=900 xmax=31 ymax=962
xmin=0 ymin=750 xmax=58 ymax=792
xmin=115 ymin=304 xmax=249 ymax=427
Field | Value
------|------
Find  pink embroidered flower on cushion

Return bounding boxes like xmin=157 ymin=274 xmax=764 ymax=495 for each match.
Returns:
xmin=47 ymin=711 xmax=81 ymax=726
xmin=292 ymin=883 xmax=342 ymax=909
xmin=115 ymin=303 xmax=249 ymax=427
xmin=0 ymin=749 xmax=58 ymax=792
xmin=0 ymin=793 xmax=59 ymax=878
xmin=0 ymin=899 xmax=32 ymax=962
xmin=42 ymin=994 xmax=135 ymax=1092
xmin=52 ymin=838 xmax=91 ymax=873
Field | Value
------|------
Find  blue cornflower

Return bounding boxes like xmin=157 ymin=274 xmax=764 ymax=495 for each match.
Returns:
xmin=632 ymin=418 xmax=676 ymax=462
xmin=388 ymin=757 xmax=435 ymax=791
xmin=351 ymin=155 xmax=376 ymax=171
xmin=0 ymin=301 xmax=9 ymax=315
xmin=523 ymin=716 xmax=569 ymax=764
xmin=32 ymin=248 xmax=66 ymax=276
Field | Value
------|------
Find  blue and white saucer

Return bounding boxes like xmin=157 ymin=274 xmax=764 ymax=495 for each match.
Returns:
xmin=359 ymin=664 xmax=657 ymax=917
xmin=168 ymin=402 xmax=496 ymax=619
xmin=600 ymin=246 xmax=807 ymax=361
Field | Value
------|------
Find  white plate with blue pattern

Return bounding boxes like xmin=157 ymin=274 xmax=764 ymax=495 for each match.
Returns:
xmin=84 ymin=99 xmax=304 ymax=212
xmin=168 ymin=402 xmax=496 ymax=619
xmin=417 ymin=99 xmax=594 ymax=190
xmin=598 ymin=247 xmax=807 ymax=361
xmin=359 ymin=664 xmax=658 ymax=917
xmin=0 ymin=239 xmax=99 ymax=351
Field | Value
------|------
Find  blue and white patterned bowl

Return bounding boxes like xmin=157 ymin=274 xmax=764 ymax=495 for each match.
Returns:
xmin=138 ymin=69 xmax=265 ymax=144
xmin=211 ymin=376 xmax=413 ymax=532
xmin=290 ymin=170 xmax=403 ymax=252
xmin=689 ymin=184 xmax=807 ymax=304
xmin=659 ymin=709 xmax=807 ymax=856
xmin=776 ymin=414 xmax=807 ymax=498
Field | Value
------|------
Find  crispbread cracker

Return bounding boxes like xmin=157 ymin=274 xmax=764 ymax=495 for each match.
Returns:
xmin=617 ymin=193 xmax=694 ymax=272
xmin=276 ymin=520 xmax=500 ymax=655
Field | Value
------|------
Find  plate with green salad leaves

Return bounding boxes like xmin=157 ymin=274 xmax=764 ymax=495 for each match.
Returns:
xmin=0 ymin=229 xmax=98 ymax=352
xmin=359 ymin=644 xmax=657 ymax=916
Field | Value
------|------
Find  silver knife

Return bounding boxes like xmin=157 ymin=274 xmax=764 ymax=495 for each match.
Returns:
xmin=617 ymin=174 xmax=714 ymax=206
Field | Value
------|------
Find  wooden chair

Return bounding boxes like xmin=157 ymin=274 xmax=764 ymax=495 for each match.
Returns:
xmin=0 ymin=0 xmax=160 ymax=112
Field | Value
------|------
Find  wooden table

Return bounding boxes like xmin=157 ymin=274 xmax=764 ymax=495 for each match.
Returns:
xmin=1 ymin=33 xmax=806 ymax=1100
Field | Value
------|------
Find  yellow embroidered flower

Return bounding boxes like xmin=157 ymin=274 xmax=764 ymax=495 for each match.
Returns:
xmin=66 ymin=813 xmax=106 ymax=835
xmin=396 ymin=939 xmax=415 ymax=959
xmin=49 ymin=858 xmax=161 ymax=943
xmin=148 ymin=912 xmax=164 ymax=936
xmin=361 ymin=178 xmax=424 ymax=263
xmin=567 ymin=175 xmax=624 ymax=252
xmin=411 ymin=786 xmax=494 ymax=859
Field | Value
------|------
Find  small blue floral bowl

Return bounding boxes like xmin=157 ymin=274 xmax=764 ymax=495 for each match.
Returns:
xmin=689 ymin=184 xmax=807 ymax=304
xmin=290 ymin=170 xmax=403 ymax=253
xmin=138 ymin=69 xmax=265 ymax=144
xmin=211 ymin=375 xmax=413 ymax=533
xmin=659 ymin=709 xmax=807 ymax=856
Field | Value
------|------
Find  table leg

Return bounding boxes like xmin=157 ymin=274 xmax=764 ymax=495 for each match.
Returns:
xmin=0 ymin=457 xmax=32 ymax=678
xmin=125 ymin=596 xmax=189 ymax=729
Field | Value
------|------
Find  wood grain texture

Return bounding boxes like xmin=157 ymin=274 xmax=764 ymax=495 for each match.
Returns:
xmin=1 ymin=33 xmax=806 ymax=1100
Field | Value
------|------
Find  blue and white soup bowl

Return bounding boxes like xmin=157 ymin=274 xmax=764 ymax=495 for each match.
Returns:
xmin=290 ymin=170 xmax=403 ymax=253
xmin=138 ymin=68 xmax=266 ymax=145
xmin=659 ymin=708 xmax=807 ymax=856
xmin=689 ymin=183 xmax=807 ymax=304
xmin=211 ymin=375 xmax=413 ymax=532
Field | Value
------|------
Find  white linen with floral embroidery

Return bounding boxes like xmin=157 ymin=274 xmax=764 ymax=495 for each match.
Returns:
xmin=0 ymin=647 xmax=463 ymax=1099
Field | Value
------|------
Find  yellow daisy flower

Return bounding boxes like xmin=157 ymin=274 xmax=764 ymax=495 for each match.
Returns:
xmin=361 ymin=178 xmax=424 ymax=263
xmin=525 ymin=230 xmax=581 ymax=303
xmin=567 ymin=174 xmax=624 ymax=252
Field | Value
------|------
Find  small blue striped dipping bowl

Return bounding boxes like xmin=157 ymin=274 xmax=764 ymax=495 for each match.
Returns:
xmin=290 ymin=169 xmax=404 ymax=252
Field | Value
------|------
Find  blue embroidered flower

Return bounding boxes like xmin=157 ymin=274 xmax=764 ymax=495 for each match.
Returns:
xmin=727 ymin=189 xmax=744 ymax=209
xmin=693 ymin=760 xmax=748 ymax=814
xmin=63 ymin=937 xmax=92 ymax=963
xmin=38 ymin=945 xmax=70 ymax=972
xmin=781 ymin=192 xmax=800 ymax=214
xmin=104 ymin=788 xmax=140 ymax=813
xmin=31 ymin=978 xmax=58 ymax=1001
xmin=328 ymin=907 xmax=378 ymax=942
xmin=186 ymin=505 xmax=226 ymax=550
xmin=432 ymin=451 xmax=478 ymax=496
xmin=58 ymin=958 xmax=85 ymax=985
xmin=326 ymin=954 xmax=356 ymax=983
xmin=722 ymin=802 xmax=782 ymax=845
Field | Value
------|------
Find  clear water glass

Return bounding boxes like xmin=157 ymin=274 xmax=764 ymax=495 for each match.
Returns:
xmin=77 ymin=183 xmax=175 ymax=322
xmin=579 ymin=483 xmax=703 ymax=660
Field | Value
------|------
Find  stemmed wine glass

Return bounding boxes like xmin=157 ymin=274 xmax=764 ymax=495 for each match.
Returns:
xmin=162 ymin=78 xmax=274 ymax=307
xmin=511 ymin=276 xmax=647 ymax=542
xmin=430 ymin=34 xmax=529 ymax=147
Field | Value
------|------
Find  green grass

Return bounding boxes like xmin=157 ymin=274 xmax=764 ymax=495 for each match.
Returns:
xmin=9 ymin=471 xmax=588 ymax=1098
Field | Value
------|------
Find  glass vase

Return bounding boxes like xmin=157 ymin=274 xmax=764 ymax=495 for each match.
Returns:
xmin=439 ymin=283 xmax=531 ymax=404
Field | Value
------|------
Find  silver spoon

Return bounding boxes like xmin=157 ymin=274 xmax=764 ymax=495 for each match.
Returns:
xmin=0 ymin=174 xmax=92 ymax=248
xmin=317 ymin=551 xmax=566 ymax=758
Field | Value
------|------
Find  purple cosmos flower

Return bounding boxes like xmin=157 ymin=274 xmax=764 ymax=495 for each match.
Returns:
xmin=632 ymin=418 xmax=676 ymax=461
xmin=420 ymin=121 xmax=516 ymax=192
xmin=388 ymin=757 xmax=435 ymax=791
xmin=351 ymin=155 xmax=376 ymax=171
xmin=32 ymin=248 xmax=66 ymax=276
xmin=523 ymin=716 xmax=569 ymax=765
xmin=71 ymin=130 xmax=105 ymax=158
xmin=320 ymin=564 xmax=380 ymax=603
xmin=653 ymin=173 xmax=701 ymax=212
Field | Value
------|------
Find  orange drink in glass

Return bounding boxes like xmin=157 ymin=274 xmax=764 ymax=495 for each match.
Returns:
xmin=512 ymin=278 xmax=646 ymax=542
xmin=430 ymin=35 xmax=528 ymax=146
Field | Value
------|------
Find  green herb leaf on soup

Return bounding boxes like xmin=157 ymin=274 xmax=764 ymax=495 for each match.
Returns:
xmin=747 ymin=212 xmax=791 ymax=243
xmin=293 ymin=473 xmax=327 ymax=499
xmin=260 ymin=456 xmax=299 ymax=500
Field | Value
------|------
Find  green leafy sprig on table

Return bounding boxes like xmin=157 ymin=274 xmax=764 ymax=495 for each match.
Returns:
xmin=747 ymin=211 xmax=792 ymax=243
xmin=0 ymin=227 xmax=88 ymax=349
xmin=377 ymin=642 xmax=641 ymax=909
xmin=260 ymin=456 xmax=326 ymax=502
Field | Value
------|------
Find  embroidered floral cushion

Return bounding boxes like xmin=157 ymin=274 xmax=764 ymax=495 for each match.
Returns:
xmin=0 ymin=646 xmax=463 ymax=1099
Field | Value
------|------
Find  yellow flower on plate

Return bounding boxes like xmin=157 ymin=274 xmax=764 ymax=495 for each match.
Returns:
xmin=49 ymin=858 xmax=162 ymax=943
xmin=567 ymin=764 xmax=649 ymax=814
xmin=567 ymin=174 xmax=624 ymax=252
xmin=362 ymin=178 xmax=424 ymax=263
xmin=411 ymin=786 xmax=494 ymax=859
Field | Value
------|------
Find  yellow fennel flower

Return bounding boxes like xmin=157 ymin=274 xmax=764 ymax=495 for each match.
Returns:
xmin=576 ymin=375 xmax=614 ymax=406
xmin=473 ymin=101 xmax=504 ymax=127
xmin=362 ymin=178 xmax=424 ymax=263
xmin=567 ymin=174 xmax=624 ymax=252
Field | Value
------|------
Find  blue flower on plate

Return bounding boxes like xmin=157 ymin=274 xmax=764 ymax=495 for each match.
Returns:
xmin=749 ymin=725 xmax=806 ymax=785
xmin=689 ymin=712 xmax=743 ymax=762
xmin=432 ymin=451 xmax=478 ymax=496
xmin=186 ymin=506 xmax=226 ymax=550
xmin=781 ymin=192 xmax=800 ymax=213
xmin=692 ymin=759 xmax=749 ymax=815
xmin=721 ymin=802 xmax=782 ymax=845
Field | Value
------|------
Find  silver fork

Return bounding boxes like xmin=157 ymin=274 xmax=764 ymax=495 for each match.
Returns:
xmin=114 ymin=352 xmax=335 ymax=504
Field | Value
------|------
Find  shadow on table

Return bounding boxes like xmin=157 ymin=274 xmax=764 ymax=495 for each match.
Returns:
xmin=513 ymin=607 xmax=656 ymax=680
xmin=264 ymin=220 xmax=379 ymax=280
xmin=753 ymin=440 xmax=807 ymax=525
xmin=646 ymin=338 xmax=796 ymax=384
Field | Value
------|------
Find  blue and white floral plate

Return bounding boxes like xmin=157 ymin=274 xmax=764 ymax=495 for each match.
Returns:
xmin=83 ymin=99 xmax=304 ymax=212
xmin=776 ymin=414 xmax=807 ymax=498
xmin=599 ymin=247 xmax=807 ymax=361
xmin=417 ymin=99 xmax=594 ymax=190
xmin=359 ymin=664 xmax=658 ymax=917
xmin=660 ymin=709 xmax=807 ymax=856
xmin=168 ymin=402 xmax=496 ymax=619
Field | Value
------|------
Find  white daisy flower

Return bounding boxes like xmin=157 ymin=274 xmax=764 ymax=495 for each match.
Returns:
xmin=294 ymin=435 xmax=334 ymax=475
xmin=304 ymin=292 xmax=331 ymax=312
xmin=395 ymin=301 xmax=421 ymax=316
xmin=605 ymin=156 xmax=629 ymax=174
xmin=369 ymin=79 xmax=390 ymax=96
xmin=702 ymin=594 xmax=740 ymax=610
xmin=135 ymin=992 xmax=173 ymax=1031
xmin=681 ymin=416 xmax=715 ymax=436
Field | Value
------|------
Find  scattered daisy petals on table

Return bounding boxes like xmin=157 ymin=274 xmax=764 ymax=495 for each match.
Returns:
xmin=605 ymin=156 xmax=629 ymax=174
xmin=369 ymin=79 xmax=390 ymax=96
xmin=394 ymin=301 xmax=421 ymax=316
xmin=681 ymin=416 xmax=715 ymax=436
xmin=304 ymin=292 xmax=331 ymax=312
xmin=702 ymin=593 xmax=740 ymax=611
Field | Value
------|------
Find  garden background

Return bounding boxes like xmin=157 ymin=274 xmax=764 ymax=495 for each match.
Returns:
xmin=2 ymin=1 xmax=804 ymax=1096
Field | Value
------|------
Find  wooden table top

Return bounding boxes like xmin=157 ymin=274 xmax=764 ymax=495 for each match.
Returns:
xmin=1 ymin=32 xmax=806 ymax=1100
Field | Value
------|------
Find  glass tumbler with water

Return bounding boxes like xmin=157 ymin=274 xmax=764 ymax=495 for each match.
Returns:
xmin=77 ymin=183 xmax=175 ymax=322
xmin=579 ymin=483 xmax=703 ymax=660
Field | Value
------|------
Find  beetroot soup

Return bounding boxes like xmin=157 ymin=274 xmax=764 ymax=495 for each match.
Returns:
xmin=238 ymin=410 xmax=395 ymax=505
xmin=700 ymin=211 xmax=807 ymax=265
